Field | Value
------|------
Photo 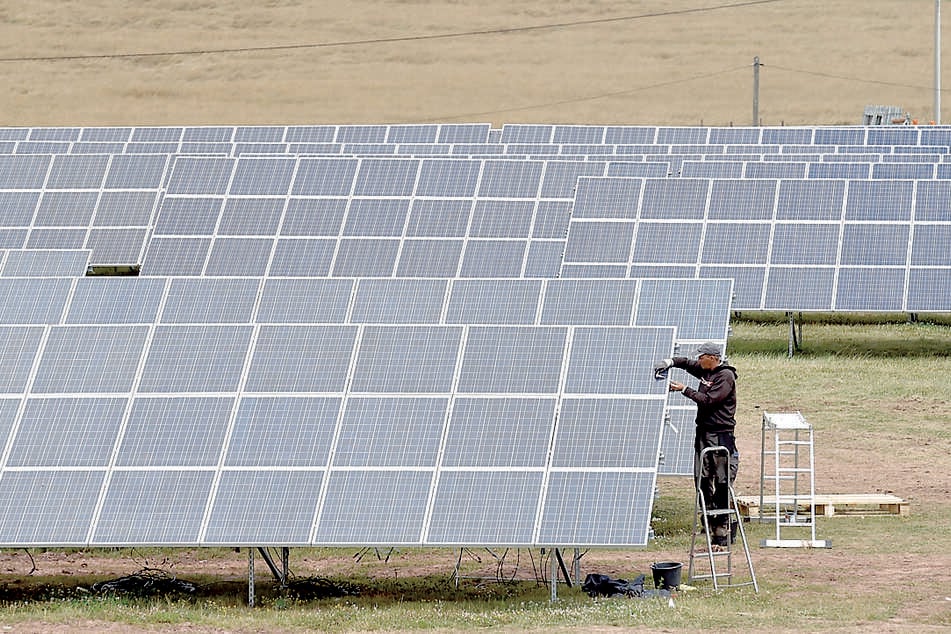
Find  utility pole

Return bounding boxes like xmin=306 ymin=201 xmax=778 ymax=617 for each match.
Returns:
xmin=752 ymin=56 xmax=761 ymax=126
xmin=936 ymin=0 xmax=942 ymax=124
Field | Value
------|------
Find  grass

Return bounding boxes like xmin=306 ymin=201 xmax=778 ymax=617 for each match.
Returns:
xmin=0 ymin=320 xmax=949 ymax=632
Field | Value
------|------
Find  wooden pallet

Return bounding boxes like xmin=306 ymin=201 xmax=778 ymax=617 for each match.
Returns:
xmin=735 ymin=494 xmax=908 ymax=518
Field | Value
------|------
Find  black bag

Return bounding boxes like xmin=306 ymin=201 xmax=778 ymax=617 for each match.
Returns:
xmin=581 ymin=573 xmax=645 ymax=598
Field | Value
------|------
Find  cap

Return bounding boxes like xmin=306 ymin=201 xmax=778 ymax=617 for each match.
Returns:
xmin=695 ymin=342 xmax=722 ymax=358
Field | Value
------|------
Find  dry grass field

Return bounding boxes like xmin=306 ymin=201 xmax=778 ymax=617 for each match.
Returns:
xmin=0 ymin=1 xmax=950 ymax=632
xmin=0 ymin=0 xmax=948 ymax=127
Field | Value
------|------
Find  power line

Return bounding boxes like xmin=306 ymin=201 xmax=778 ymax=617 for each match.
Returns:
xmin=420 ymin=65 xmax=751 ymax=122
xmin=768 ymin=63 xmax=951 ymax=93
xmin=0 ymin=0 xmax=785 ymax=63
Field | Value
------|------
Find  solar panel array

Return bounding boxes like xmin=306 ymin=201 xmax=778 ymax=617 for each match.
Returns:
xmin=0 ymin=273 xmax=699 ymax=547
xmin=5 ymin=121 xmax=948 ymax=549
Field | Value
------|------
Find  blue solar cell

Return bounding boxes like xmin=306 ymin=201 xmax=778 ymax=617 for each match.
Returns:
xmin=771 ymin=223 xmax=840 ymax=265
xmin=161 ymin=278 xmax=258 ymax=324
xmin=317 ymin=470 xmax=430 ymax=544
xmin=709 ymin=180 xmax=776 ymax=220
xmin=469 ymin=200 xmax=534 ymax=238
xmin=840 ymin=224 xmax=908 ymax=265
xmin=427 ymin=471 xmax=541 ymax=545
xmin=640 ymin=179 xmax=708 ymax=219
xmin=540 ymin=279 xmax=636 ymax=325
xmin=104 ymin=154 xmax=169 ymax=189
xmin=141 ymin=237 xmax=211 ymax=276
xmin=0 ymin=155 xmax=51 ymax=188
xmin=572 ymin=177 xmax=641 ymax=219
xmin=343 ymin=199 xmax=410 ymax=237
xmin=395 ymin=239 xmax=463 ymax=276
xmin=205 ymin=238 xmax=274 ymax=276
xmin=566 ymin=327 xmax=672 ymax=395
xmin=154 ymin=197 xmax=222 ymax=235
xmin=352 ymin=279 xmax=448 ymax=323
xmin=699 ymin=265 xmax=765 ymax=310
xmin=445 ymin=279 xmax=540 ymax=325
xmin=205 ymin=470 xmax=323 ymax=544
xmin=230 ymin=158 xmax=295 ymax=195
xmin=0 ymin=327 xmax=43 ymax=392
xmin=0 ymin=471 xmax=104 ymax=544
xmin=35 ymin=191 xmax=98 ymax=226
xmin=764 ymin=267 xmax=834 ymax=310
xmin=269 ymin=239 xmax=335 ymax=276
xmin=524 ymin=241 xmax=565 ymax=277
xmin=553 ymin=398 xmax=664 ymax=468
xmin=630 ymin=222 xmax=701 ymax=264
xmin=459 ymin=240 xmax=526 ymax=277
xmin=93 ymin=470 xmax=212 ymax=545
xmin=443 ymin=397 xmax=554 ymax=467
xmin=33 ymin=326 xmax=149 ymax=393
xmin=477 ymin=161 xmax=543 ymax=198
xmin=415 ymin=159 xmax=480 ymax=197
xmin=352 ymin=326 xmax=462 ymax=393
xmin=292 ymin=158 xmax=358 ymax=196
xmin=458 ymin=326 xmax=564 ymax=393
xmin=835 ymin=267 xmax=905 ymax=311
xmin=354 ymin=159 xmax=419 ymax=196
xmin=226 ymin=396 xmax=339 ymax=466
xmin=635 ymin=278 xmax=733 ymax=341
xmin=680 ymin=161 xmax=743 ymax=178
xmin=913 ymin=181 xmax=951 ymax=221
xmin=246 ymin=325 xmax=357 ymax=392
xmin=332 ymin=239 xmax=400 ymax=276
xmin=871 ymin=163 xmax=934 ymax=179
xmin=257 ymin=278 xmax=353 ymax=323
xmin=777 ymin=180 xmax=845 ymax=220
xmin=335 ymin=396 xmax=447 ymax=466
xmin=285 ymin=125 xmax=336 ymax=143
xmin=808 ymin=163 xmax=871 ymax=179
xmin=67 ymin=277 xmax=165 ymax=324
xmin=0 ymin=192 xmax=39 ymax=226
xmin=911 ymin=224 xmax=951 ymax=265
xmin=845 ymin=180 xmax=913 ymax=221
xmin=139 ymin=325 xmax=252 ymax=393
xmin=46 ymin=155 xmax=109 ymax=189
xmin=564 ymin=222 xmax=633 ymax=264
xmin=539 ymin=471 xmax=654 ymax=545
xmin=166 ymin=157 xmax=233 ymax=195
xmin=437 ymin=123 xmax=492 ymax=144
xmin=279 ymin=198 xmax=345 ymax=237
xmin=118 ymin=396 xmax=233 ymax=466
xmin=702 ymin=223 xmax=771 ymax=264
xmin=11 ymin=397 xmax=125 ymax=467
xmin=907 ymin=268 xmax=951 ymax=311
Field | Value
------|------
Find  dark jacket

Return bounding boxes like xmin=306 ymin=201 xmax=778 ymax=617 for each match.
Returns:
xmin=671 ymin=357 xmax=738 ymax=432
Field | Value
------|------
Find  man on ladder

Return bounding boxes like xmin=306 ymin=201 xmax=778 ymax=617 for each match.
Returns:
xmin=655 ymin=342 xmax=739 ymax=549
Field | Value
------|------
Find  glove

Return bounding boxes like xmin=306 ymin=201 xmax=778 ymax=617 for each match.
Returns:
xmin=653 ymin=358 xmax=673 ymax=380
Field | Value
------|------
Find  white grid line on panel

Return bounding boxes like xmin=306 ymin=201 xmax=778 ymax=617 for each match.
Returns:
xmin=307 ymin=322 xmax=370 ymax=545
xmin=418 ymin=323 xmax=470 ymax=545
xmin=197 ymin=272 xmax=270 ymax=543
xmin=531 ymin=322 xmax=574 ymax=545
xmin=86 ymin=276 xmax=171 ymax=545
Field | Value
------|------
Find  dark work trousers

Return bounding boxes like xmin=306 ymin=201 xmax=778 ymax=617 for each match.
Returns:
xmin=694 ymin=430 xmax=739 ymax=544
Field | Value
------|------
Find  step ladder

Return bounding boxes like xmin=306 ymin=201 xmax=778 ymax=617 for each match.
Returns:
xmin=758 ymin=411 xmax=831 ymax=548
xmin=687 ymin=446 xmax=758 ymax=592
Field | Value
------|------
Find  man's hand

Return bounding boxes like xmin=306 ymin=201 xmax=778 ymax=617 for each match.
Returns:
xmin=653 ymin=358 xmax=673 ymax=379
xmin=668 ymin=381 xmax=685 ymax=392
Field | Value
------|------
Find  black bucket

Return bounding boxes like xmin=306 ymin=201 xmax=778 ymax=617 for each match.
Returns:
xmin=650 ymin=561 xmax=682 ymax=590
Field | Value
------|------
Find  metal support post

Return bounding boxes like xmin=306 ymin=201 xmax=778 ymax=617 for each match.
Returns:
xmin=248 ymin=548 xmax=255 ymax=608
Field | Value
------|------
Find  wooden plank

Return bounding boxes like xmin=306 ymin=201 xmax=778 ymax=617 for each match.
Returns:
xmin=734 ymin=494 xmax=907 ymax=518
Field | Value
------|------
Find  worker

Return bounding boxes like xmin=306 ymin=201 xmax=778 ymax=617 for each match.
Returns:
xmin=654 ymin=342 xmax=738 ymax=548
